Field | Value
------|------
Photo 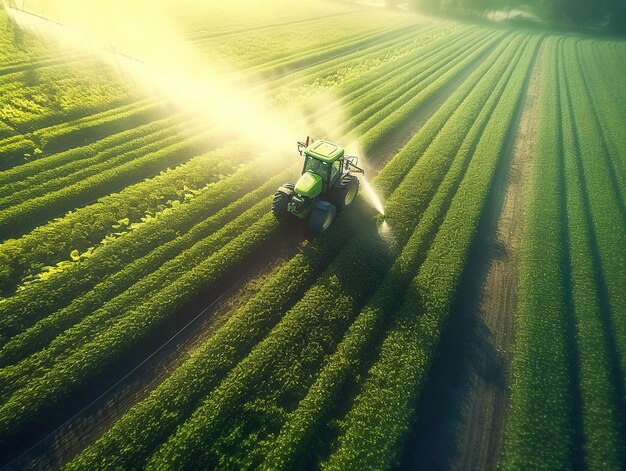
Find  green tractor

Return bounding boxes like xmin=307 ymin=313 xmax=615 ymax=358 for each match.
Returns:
xmin=272 ymin=137 xmax=364 ymax=234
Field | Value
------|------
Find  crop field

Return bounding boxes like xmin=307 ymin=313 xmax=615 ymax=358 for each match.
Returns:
xmin=0 ymin=0 xmax=625 ymax=469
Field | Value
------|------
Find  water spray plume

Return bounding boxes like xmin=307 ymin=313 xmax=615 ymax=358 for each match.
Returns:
xmin=359 ymin=177 xmax=385 ymax=216
xmin=4 ymin=0 xmax=310 ymax=160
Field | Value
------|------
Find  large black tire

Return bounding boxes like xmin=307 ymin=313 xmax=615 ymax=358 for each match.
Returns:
xmin=272 ymin=183 xmax=295 ymax=219
xmin=309 ymin=201 xmax=336 ymax=234
xmin=329 ymin=174 xmax=359 ymax=210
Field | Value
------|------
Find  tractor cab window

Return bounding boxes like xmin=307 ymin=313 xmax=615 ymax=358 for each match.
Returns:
xmin=304 ymin=156 xmax=329 ymax=179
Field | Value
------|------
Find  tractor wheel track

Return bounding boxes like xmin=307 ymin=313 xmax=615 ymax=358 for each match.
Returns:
xmin=399 ymin=39 xmax=543 ymax=471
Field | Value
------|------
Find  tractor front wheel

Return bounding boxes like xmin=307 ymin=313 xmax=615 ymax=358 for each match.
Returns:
xmin=330 ymin=174 xmax=359 ymax=210
xmin=272 ymin=183 xmax=295 ymax=219
xmin=309 ymin=201 xmax=336 ymax=234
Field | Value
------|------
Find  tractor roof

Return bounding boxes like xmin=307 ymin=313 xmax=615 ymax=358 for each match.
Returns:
xmin=304 ymin=140 xmax=344 ymax=163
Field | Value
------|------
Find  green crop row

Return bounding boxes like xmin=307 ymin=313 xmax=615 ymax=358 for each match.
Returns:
xmin=0 ymin=166 xmax=293 ymax=402
xmin=0 ymin=34 xmax=414 ymax=305
xmin=0 ymin=52 xmax=86 ymax=78
xmin=556 ymin=39 xmax=622 ymax=470
xmin=0 ymin=145 xmax=274 ymax=339
xmin=263 ymin=33 xmax=530 ymax=471
xmin=0 ymin=121 xmax=14 ymax=140
xmin=0 ymin=128 xmax=217 ymax=240
xmin=562 ymin=39 xmax=626 ymax=468
xmin=0 ymin=4 xmax=424 ymax=394
xmin=505 ymin=36 xmax=626 ymax=471
xmin=324 ymin=35 xmax=538 ymax=470
xmin=203 ymin=10 xmax=418 ymax=75
xmin=0 ymin=23 xmax=472 ymax=318
xmin=303 ymin=26 xmax=477 ymax=132
xmin=102 ymin=33 xmax=526 ymax=470
xmin=0 ymin=159 xmax=273 ymax=365
xmin=64 ymin=210 xmax=362 ymax=470
xmin=299 ymin=26 xmax=474 ymax=124
xmin=32 ymin=98 xmax=161 ymax=154
xmin=578 ymin=42 xmax=626 ymax=205
xmin=0 ymin=22 xmax=457 ymax=294
xmin=0 ymin=16 xmax=532 ymax=466
xmin=0 ymin=140 xmax=252 ymax=295
xmin=145 ymin=225 xmax=392 ymax=470
xmin=0 ymin=133 xmax=36 ymax=168
xmin=0 ymin=116 xmax=197 ymax=211
xmin=270 ymin=24 xmax=461 ymax=112
xmin=579 ymin=44 xmax=626 ymax=198
xmin=0 ymin=83 xmax=142 ymax=167
xmin=357 ymin=31 xmax=503 ymax=156
xmin=301 ymin=28 xmax=479 ymax=143
xmin=503 ymin=38 xmax=574 ymax=470
xmin=346 ymin=29 xmax=492 ymax=138
xmin=66 ymin=32 xmax=522 ymax=470
xmin=1 ymin=71 xmax=129 ymax=136
xmin=0 ymin=6 xmax=51 ymax=66
xmin=246 ymin=23 xmax=413 ymax=78
xmin=337 ymin=26 xmax=471 ymax=104
xmin=570 ymin=39 xmax=626 ymax=373
xmin=0 ymin=206 xmax=284 ymax=440
xmin=371 ymin=33 xmax=516 ymax=195
xmin=2 ymin=45 xmax=434 ymax=450
xmin=0 ymin=101 xmax=168 ymax=195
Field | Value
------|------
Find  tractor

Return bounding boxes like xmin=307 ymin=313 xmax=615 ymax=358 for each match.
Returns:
xmin=272 ymin=137 xmax=363 ymax=234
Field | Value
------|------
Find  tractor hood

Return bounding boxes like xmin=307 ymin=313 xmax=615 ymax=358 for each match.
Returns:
xmin=295 ymin=172 xmax=322 ymax=198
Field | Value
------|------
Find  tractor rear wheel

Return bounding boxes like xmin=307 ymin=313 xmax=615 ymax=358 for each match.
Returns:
xmin=329 ymin=174 xmax=359 ymax=210
xmin=309 ymin=201 xmax=336 ymax=234
xmin=272 ymin=183 xmax=295 ymax=219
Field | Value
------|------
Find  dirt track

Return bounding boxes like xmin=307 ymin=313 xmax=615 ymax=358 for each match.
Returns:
xmin=452 ymin=41 xmax=543 ymax=471
xmin=400 ymin=41 xmax=543 ymax=471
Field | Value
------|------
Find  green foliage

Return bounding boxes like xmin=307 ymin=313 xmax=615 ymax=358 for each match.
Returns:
xmin=0 ymin=113 xmax=185 ymax=211
xmin=503 ymin=37 xmax=573 ymax=471
xmin=0 ymin=142 xmax=249 ymax=295
xmin=261 ymin=33 xmax=530 ymax=470
xmin=504 ymin=37 xmax=626 ymax=470
xmin=0 ymin=15 xmax=466 ymax=452
xmin=0 ymin=209 xmax=282 ymax=440
xmin=0 ymin=147 xmax=272 ymax=340
xmin=0 ymin=129 xmax=219 ymax=240
xmin=325 ymin=34 xmax=538 ymax=470
xmin=1 ymin=3 xmax=624 ymax=468
xmin=64 ymin=213 xmax=360 ymax=470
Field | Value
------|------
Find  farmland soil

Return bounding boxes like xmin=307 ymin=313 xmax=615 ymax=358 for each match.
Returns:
xmin=2 ymin=36 xmax=498 ymax=471
xmin=398 ymin=41 xmax=543 ymax=470
xmin=0 ymin=231 xmax=303 ymax=471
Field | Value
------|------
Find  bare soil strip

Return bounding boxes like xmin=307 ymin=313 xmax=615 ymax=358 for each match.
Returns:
xmin=399 ymin=41 xmax=543 ymax=471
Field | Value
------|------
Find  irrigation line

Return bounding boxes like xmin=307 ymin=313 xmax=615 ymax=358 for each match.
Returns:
xmin=0 ymin=265 xmax=260 ymax=471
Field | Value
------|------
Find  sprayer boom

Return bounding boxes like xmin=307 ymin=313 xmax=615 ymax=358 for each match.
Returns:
xmin=346 ymin=158 xmax=364 ymax=174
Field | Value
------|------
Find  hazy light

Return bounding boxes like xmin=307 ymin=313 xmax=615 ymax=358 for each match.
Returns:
xmin=7 ymin=0 xmax=389 ymax=222
xmin=5 ymin=1 xmax=308 ymax=159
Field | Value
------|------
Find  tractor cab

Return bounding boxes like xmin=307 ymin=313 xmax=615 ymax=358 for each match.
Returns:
xmin=299 ymin=140 xmax=344 ymax=195
xmin=272 ymin=136 xmax=364 ymax=234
